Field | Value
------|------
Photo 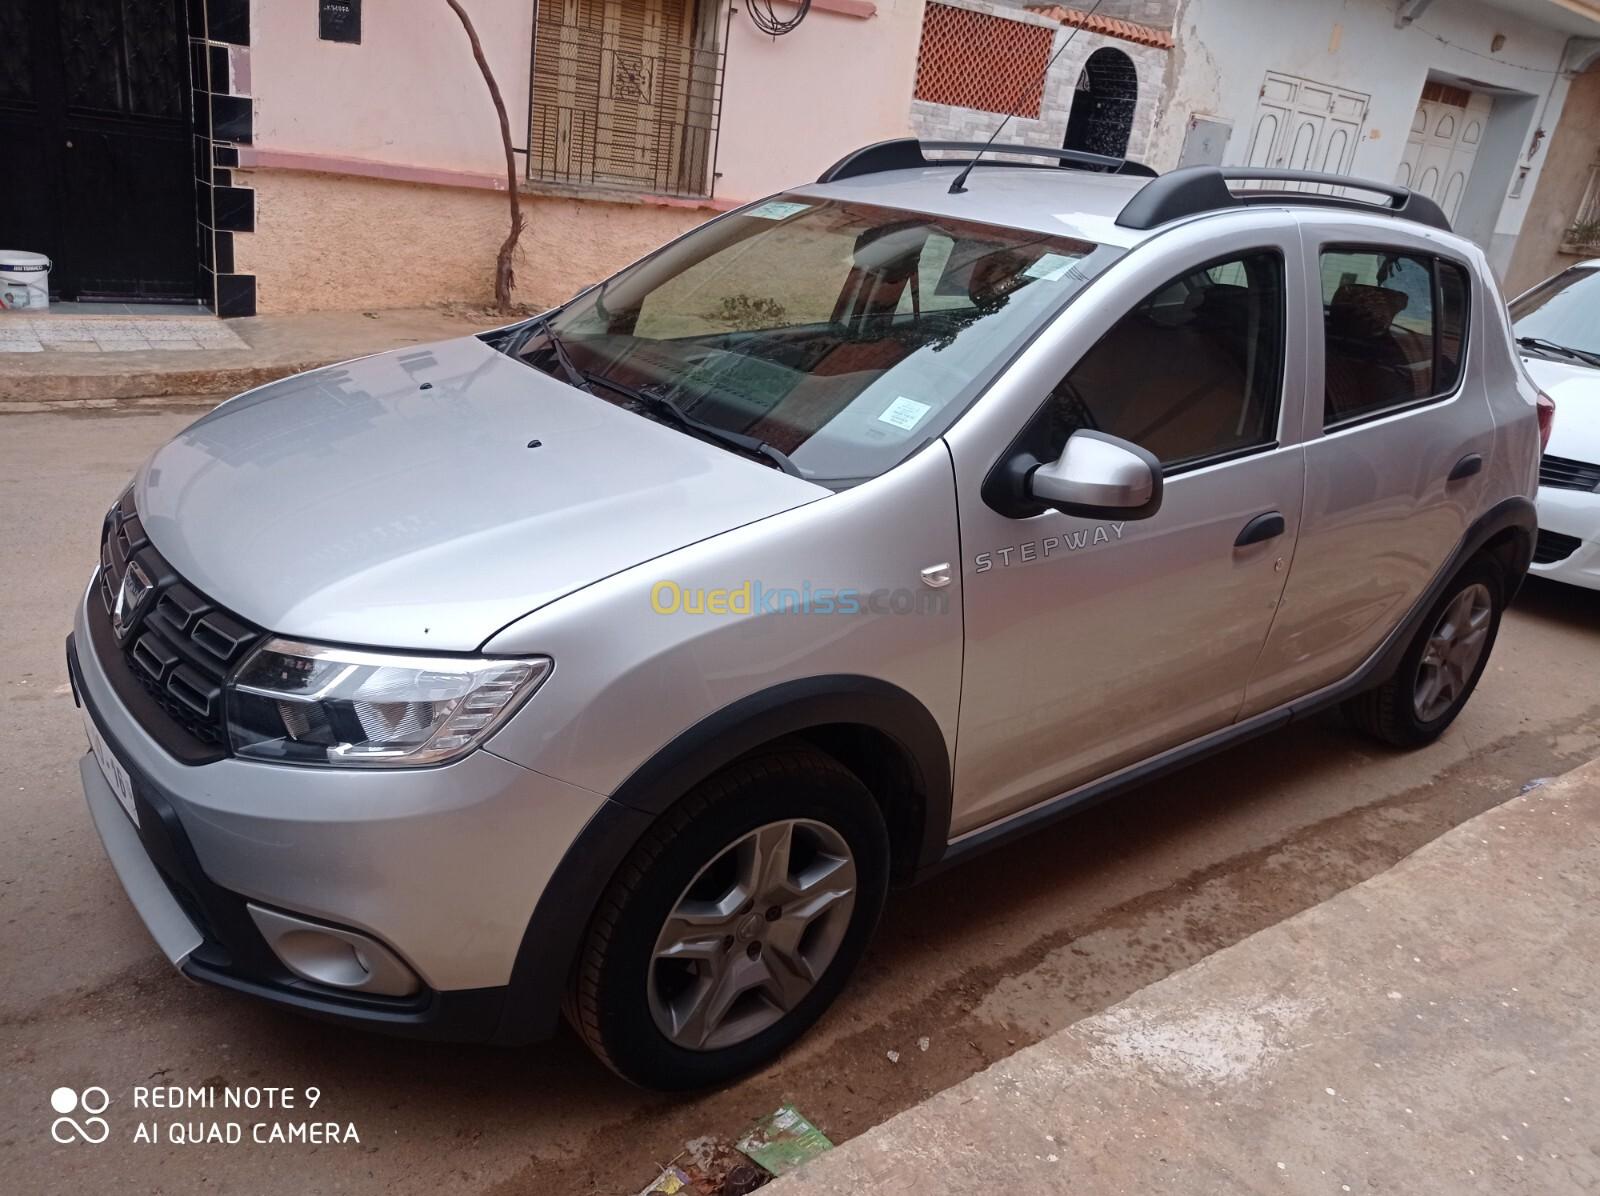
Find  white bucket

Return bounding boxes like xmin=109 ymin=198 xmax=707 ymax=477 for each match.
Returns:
xmin=0 ymin=250 xmax=51 ymax=311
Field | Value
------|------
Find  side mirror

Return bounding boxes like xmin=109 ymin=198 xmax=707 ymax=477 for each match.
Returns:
xmin=1026 ymin=430 xmax=1163 ymax=520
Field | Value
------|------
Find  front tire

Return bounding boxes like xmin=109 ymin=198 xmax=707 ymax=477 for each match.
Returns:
xmin=1342 ymin=558 xmax=1504 ymax=748
xmin=567 ymin=747 xmax=889 ymax=1090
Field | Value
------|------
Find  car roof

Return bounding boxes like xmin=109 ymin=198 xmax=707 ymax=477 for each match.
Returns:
xmin=788 ymin=162 xmax=1473 ymax=255
xmin=789 ymin=165 xmax=1157 ymax=249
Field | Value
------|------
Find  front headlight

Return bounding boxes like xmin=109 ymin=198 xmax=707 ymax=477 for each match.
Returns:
xmin=226 ymin=638 xmax=551 ymax=767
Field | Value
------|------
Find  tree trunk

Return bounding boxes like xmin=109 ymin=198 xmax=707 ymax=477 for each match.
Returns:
xmin=445 ymin=0 xmax=525 ymax=313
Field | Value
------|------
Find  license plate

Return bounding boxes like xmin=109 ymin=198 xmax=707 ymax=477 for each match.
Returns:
xmin=83 ymin=707 xmax=139 ymax=828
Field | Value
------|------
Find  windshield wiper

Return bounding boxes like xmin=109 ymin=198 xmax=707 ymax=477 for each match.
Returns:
xmin=1517 ymin=336 xmax=1600 ymax=369
xmin=521 ymin=315 xmax=592 ymax=393
xmin=580 ymin=371 xmax=804 ymax=478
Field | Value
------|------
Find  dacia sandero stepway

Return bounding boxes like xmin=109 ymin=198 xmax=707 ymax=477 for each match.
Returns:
xmin=69 ymin=141 xmax=1544 ymax=1089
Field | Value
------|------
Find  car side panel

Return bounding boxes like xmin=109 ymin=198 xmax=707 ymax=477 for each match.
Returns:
xmin=937 ymin=211 xmax=1311 ymax=834
xmin=1241 ymin=215 xmax=1510 ymax=714
xmin=1481 ymin=283 xmax=1544 ymax=514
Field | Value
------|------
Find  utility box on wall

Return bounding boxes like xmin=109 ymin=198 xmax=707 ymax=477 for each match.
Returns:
xmin=1178 ymin=115 xmax=1231 ymax=168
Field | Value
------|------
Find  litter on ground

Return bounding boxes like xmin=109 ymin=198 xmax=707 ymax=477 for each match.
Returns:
xmin=735 ymin=1104 xmax=835 ymax=1177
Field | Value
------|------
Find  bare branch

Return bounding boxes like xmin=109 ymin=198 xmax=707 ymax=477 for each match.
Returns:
xmin=445 ymin=0 xmax=525 ymax=312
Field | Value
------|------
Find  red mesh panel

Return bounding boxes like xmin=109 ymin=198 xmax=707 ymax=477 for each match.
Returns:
xmin=914 ymin=4 xmax=1054 ymax=119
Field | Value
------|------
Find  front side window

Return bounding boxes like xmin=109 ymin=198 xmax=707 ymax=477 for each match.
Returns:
xmin=1035 ymin=251 xmax=1286 ymax=470
xmin=513 ymin=198 xmax=1123 ymax=485
xmin=1321 ymin=248 xmax=1470 ymax=427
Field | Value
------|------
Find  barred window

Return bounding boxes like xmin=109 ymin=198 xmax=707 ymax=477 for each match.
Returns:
xmin=1567 ymin=159 xmax=1600 ymax=249
xmin=913 ymin=3 xmax=1054 ymax=118
xmin=529 ymin=0 xmax=727 ymax=198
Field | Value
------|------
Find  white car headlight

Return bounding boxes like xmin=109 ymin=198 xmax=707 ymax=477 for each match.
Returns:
xmin=226 ymin=638 xmax=551 ymax=767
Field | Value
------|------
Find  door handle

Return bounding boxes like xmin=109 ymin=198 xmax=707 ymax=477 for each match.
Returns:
xmin=1447 ymin=452 xmax=1483 ymax=483
xmin=1235 ymin=511 xmax=1285 ymax=547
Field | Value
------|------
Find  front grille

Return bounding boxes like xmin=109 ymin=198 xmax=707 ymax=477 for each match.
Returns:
xmin=1532 ymin=529 xmax=1582 ymax=565
xmin=1538 ymin=454 xmax=1600 ymax=492
xmin=98 ymin=492 xmax=264 ymax=751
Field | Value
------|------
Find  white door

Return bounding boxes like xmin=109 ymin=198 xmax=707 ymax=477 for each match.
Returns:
xmin=1246 ymin=73 xmax=1369 ymax=176
xmin=1397 ymin=93 xmax=1489 ymax=222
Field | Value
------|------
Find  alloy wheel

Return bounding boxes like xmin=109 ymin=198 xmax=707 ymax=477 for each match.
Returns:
xmin=647 ymin=819 xmax=857 ymax=1052
xmin=1413 ymin=582 xmax=1493 ymax=722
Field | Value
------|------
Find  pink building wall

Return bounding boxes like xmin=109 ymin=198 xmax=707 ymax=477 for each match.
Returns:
xmin=234 ymin=0 xmax=924 ymax=311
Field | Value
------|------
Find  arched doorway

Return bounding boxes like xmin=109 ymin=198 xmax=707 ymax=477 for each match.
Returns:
xmin=1063 ymin=47 xmax=1138 ymax=159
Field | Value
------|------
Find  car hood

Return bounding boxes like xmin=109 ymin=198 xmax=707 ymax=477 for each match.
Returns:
xmin=135 ymin=336 xmax=826 ymax=651
xmin=1521 ymin=355 xmax=1600 ymax=464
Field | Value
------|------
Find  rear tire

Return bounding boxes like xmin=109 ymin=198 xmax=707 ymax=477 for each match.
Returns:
xmin=1342 ymin=558 xmax=1504 ymax=748
xmin=566 ymin=747 xmax=889 ymax=1090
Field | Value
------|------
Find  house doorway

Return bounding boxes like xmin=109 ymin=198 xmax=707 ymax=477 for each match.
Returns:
xmin=1063 ymin=47 xmax=1138 ymax=159
xmin=1397 ymin=82 xmax=1492 ymax=225
xmin=1245 ymin=71 xmax=1369 ymax=175
xmin=0 ymin=0 xmax=198 ymax=301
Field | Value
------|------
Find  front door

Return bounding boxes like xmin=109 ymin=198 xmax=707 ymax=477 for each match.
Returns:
xmin=944 ymin=216 xmax=1308 ymax=837
xmin=0 ymin=0 xmax=196 ymax=301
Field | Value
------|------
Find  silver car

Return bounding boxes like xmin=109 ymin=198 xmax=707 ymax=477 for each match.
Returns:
xmin=69 ymin=142 xmax=1541 ymax=1090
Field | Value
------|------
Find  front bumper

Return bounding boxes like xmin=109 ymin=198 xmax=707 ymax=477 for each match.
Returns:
xmin=68 ymin=584 xmax=608 ymax=1040
xmin=1532 ymin=486 xmax=1600 ymax=591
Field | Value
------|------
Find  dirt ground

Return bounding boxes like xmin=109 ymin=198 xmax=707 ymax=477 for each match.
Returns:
xmin=3 ymin=406 xmax=1598 ymax=1195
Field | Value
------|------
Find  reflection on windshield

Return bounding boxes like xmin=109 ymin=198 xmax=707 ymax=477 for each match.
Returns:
xmin=515 ymin=197 xmax=1120 ymax=483
xmin=1510 ymin=267 xmax=1600 ymax=359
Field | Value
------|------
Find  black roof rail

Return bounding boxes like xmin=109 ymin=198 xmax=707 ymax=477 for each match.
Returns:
xmin=1116 ymin=166 xmax=1452 ymax=232
xmin=817 ymin=138 xmax=1157 ymax=184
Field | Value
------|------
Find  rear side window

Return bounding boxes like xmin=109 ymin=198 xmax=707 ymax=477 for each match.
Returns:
xmin=1437 ymin=261 xmax=1469 ymax=391
xmin=1038 ymin=250 xmax=1286 ymax=470
xmin=1321 ymin=248 xmax=1471 ymax=427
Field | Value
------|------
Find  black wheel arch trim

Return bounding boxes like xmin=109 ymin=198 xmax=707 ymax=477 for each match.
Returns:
xmin=606 ymin=675 xmax=952 ymax=843
xmin=494 ymin=674 xmax=953 ymax=1044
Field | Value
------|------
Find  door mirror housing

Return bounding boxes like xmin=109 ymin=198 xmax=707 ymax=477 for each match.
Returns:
xmin=1026 ymin=430 xmax=1163 ymax=520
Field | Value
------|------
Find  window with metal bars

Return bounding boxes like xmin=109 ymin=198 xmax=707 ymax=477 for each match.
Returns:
xmin=1565 ymin=160 xmax=1600 ymax=250
xmin=528 ymin=0 xmax=729 ymax=199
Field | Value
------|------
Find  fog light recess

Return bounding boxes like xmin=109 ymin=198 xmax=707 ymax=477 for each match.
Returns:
xmin=247 ymin=905 xmax=420 ymax=997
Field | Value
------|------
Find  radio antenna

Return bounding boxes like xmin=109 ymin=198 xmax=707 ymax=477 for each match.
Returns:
xmin=948 ymin=0 xmax=1112 ymax=195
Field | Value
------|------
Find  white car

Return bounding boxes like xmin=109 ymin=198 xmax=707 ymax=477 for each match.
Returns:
xmin=1511 ymin=259 xmax=1600 ymax=590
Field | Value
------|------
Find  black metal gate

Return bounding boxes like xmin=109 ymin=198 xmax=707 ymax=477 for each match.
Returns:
xmin=0 ymin=0 xmax=197 ymax=301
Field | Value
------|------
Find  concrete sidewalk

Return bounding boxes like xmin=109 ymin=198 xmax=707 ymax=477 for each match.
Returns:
xmin=775 ymin=759 xmax=1600 ymax=1194
xmin=0 ymin=306 xmax=508 ymax=405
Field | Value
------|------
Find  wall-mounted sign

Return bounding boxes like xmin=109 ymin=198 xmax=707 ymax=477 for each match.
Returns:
xmin=319 ymin=0 xmax=361 ymax=44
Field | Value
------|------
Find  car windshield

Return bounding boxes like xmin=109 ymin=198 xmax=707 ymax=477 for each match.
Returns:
xmin=1509 ymin=266 xmax=1600 ymax=362
xmin=509 ymin=196 xmax=1121 ymax=484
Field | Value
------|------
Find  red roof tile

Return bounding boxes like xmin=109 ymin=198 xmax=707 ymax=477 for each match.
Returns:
xmin=1025 ymin=4 xmax=1174 ymax=49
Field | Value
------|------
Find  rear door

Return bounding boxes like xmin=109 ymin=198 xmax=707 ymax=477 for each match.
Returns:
xmin=1243 ymin=218 xmax=1490 ymax=715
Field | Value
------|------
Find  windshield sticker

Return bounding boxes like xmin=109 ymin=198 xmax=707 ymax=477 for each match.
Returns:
xmin=877 ymin=396 xmax=932 ymax=431
xmin=1024 ymin=253 xmax=1078 ymax=282
xmin=746 ymin=200 xmax=813 ymax=221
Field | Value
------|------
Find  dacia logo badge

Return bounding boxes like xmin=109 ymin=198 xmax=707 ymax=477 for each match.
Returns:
xmin=112 ymin=561 xmax=152 ymax=640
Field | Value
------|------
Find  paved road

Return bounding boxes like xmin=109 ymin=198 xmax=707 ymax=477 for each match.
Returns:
xmin=4 ymin=406 xmax=1599 ymax=1195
